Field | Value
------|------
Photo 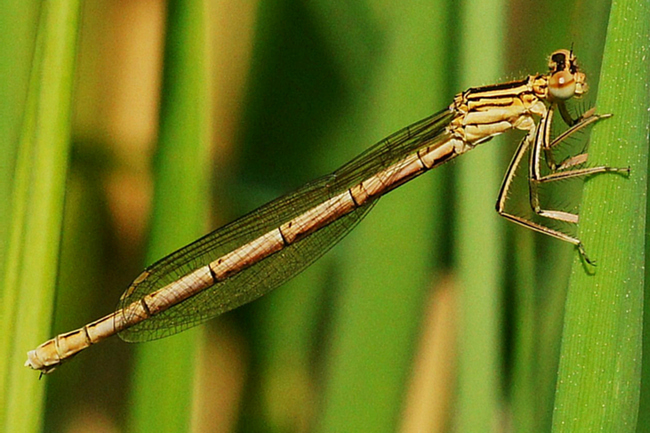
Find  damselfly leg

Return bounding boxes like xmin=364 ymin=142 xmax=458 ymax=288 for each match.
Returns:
xmin=497 ymin=105 xmax=629 ymax=264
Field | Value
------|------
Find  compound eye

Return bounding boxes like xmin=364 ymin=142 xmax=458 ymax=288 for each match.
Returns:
xmin=550 ymin=52 xmax=567 ymax=72
xmin=548 ymin=70 xmax=576 ymax=100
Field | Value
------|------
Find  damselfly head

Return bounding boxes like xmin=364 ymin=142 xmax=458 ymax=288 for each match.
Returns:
xmin=547 ymin=49 xmax=588 ymax=101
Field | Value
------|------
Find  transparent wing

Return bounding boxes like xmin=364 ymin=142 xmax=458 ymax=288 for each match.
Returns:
xmin=118 ymin=108 xmax=454 ymax=342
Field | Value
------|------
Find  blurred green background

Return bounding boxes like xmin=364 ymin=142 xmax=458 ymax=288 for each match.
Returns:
xmin=1 ymin=0 xmax=647 ymax=432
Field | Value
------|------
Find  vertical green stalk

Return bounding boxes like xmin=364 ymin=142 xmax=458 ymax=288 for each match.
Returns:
xmin=552 ymin=0 xmax=649 ymax=430
xmin=127 ymin=1 xmax=211 ymax=432
xmin=315 ymin=2 xmax=449 ymax=432
xmin=0 ymin=1 xmax=82 ymax=432
xmin=0 ymin=2 xmax=39 ymax=284
xmin=454 ymin=0 xmax=505 ymax=431
xmin=508 ymin=2 xmax=613 ymax=430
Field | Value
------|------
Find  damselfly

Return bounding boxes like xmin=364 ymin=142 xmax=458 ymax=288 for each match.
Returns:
xmin=26 ymin=49 xmax=625 ymax=374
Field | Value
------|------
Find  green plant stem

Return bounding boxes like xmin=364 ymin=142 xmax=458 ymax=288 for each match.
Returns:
xmin=127 ymin=1 xmax=211 ymax=432
xmin=454 ymin=0 xmax=505 ymax=430
xmin=314 ymin=2 xmax=449 ymax=432
xmin=552 ymin=0 xmax=650 ymax=430
xmin=0 ymin=1 xmax=82 ymax=432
